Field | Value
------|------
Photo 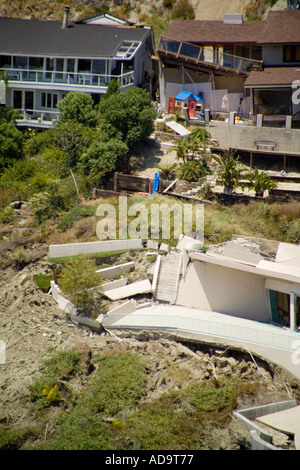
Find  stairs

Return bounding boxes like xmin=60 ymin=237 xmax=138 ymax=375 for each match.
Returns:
xmin=154 ymin=250 xmax=182 ymax=304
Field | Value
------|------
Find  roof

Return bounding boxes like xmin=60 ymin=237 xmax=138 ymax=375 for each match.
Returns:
xmin=161 ymin=10 xmax=300 ymax=46
xmin=244 ymin=67 xmax=300 ymax=87
xmin=75 ymin=13 xmax=132 ymax=26
xmin=175 ymin=91 xmax=204 ymax=102
xmin=189 ymin=238 xmax=300 ymax=285
xmin=0 ymin=16 xmax=150 ymax=58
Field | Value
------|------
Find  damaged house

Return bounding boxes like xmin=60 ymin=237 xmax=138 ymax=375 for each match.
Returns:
xmin=175 ymin=236 xmax=300 ymax=333
xmin=157 ymin=10 xmax=300 ymax=128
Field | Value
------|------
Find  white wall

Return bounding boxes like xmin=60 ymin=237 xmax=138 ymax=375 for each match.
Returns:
xmin=176 ymin=260 xmax=270 ymax=322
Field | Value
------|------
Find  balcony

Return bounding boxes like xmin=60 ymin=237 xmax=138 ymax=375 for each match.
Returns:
xmin=2 ymin=68 xmax=135 ymax=92
xmin=15 ymin=109 xmax=60 ymax=129
xmin=157 ymin=38 xmax=263 ymax=75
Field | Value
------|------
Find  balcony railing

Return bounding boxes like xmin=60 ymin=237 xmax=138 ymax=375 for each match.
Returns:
xmin=15 ymin=109 xmax=60 ymax=128
xmin=2 ymin=68 xmax=135 ymax=89
xmin=157 ymin=38 xmax=263 ymax=74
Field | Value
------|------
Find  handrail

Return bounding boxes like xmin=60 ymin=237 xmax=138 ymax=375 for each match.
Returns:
xmin=157 ymin=37 xmax=263 ymax=73
xmin=1 ymin=67 xmax=135 ymax=88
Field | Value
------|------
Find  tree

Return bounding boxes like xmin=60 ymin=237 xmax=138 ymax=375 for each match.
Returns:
xmin=245 ymin=167 xmax=278 ymax=197
xmin=171 ymin=128 xmax=211 ymax=164
xmin=0 ymin=105 xmax=20 ymax=123
xmin=57 ymin=255 xmax=102 ymax=315
xmin=154 ymin=162 xmax=177 ymax=180
xmin=0 ymin=122 xmax=24 ymax=172
xmin=57 ymin=92 xmax=98 ymax=127
xmin=99 ymin=87 xmax=157 ymax=151
xmin=50 ymin=120 xmax=94 ymax=166
xmin=80 ymin=137 xmax=129 ymax=185
xmin=213 ymin=150 xmax=247 ymax=193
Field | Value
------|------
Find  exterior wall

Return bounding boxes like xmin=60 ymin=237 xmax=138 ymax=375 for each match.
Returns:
xmin=206 ymin=121 xmax=300 ymax=153
xmin=176 ymin=260 xmax=271 ymax=322
xmin=214 ymin=75 xmax=244 ymax=94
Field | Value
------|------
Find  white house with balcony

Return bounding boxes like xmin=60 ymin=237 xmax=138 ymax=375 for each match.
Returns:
xmin=0 ymin=8 xmax=155 ymax=128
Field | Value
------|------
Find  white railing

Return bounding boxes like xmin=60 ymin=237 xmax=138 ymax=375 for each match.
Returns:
xmin=2 ymin=68 xmax=135 ymax=89
xmin=15 ymin=109 xmax=60 ymax=127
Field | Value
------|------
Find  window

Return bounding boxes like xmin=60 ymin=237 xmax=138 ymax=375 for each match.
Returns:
xmin=78 ymin=59 xmax=91 ymax=73
xmin=283 ymin=45 xmax=300 ymax=63
xmin=13 ymin=56 xmax=28 ymax=69
xmin=92 ymin=60 xmax=106 ymax=74
xmin=67 ymin=59 xmax=75 ymax=73
xmin=253 ymin=88 xmax=292 ymax=115
xmin=0 ymin=55 xmax=12 ymax=68
xmin=29 ymin=57 xmax=44 ymax=70
xmin=41 ymin=92 xmax=58 ymax=109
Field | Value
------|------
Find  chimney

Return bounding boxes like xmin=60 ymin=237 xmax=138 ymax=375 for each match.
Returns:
xmin=223 ymin=14 xmax=244 ymax=24
xmin=62 ymin=5 xmax=70 ymax=29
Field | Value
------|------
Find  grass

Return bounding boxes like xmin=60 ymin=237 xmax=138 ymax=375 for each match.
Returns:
xmin=48 ymin=249 xmax=132 ymax=264
xmin=46 ymin=352 xmax=148 ymax=450
xmin=2 ymin=346 xmax=261 ymax=451
xmin=204 ymin=201 xmax=300 ymax=245
xmin=33 ymin=274 xmax=53 ymax=292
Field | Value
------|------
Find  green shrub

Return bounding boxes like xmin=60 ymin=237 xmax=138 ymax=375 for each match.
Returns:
xmin=176 ymin=160 xmax=211 ymax=182
xmin=57 ymin=255 xmax=102 ymax=313
xmin=41 ymin=350 xmax=82 ymax=380
xmin=33 ymin=274 xmax=53 ymax=292
xmin=0 ymin=206 xmax=14 ymax=224
xmin=0 ymin=426 xmax=29 ymax=450
xmin=170 ymin=0 xmax=195 ymax=19
xmin=48 ymin=353 xmax=147 ymax=450
xmin=58 ymin=205 xmax=96 ymax=231
xmin=29 ymin=350 xmax=83 ymax=409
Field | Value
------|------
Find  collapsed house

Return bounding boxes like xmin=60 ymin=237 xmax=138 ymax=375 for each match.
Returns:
xmin=175 ymin=235 xmax=300 ymax=332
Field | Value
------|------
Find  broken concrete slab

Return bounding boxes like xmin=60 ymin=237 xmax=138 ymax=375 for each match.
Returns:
xmin=96 ymin=261 xmax=134 ymax=280
xmin=106 ymin=299 xmax=137 ymax=315
xmin=100 ymin=278 xmax=128 ymax=293
xmin=147 ymin=240 xmax=159 ymax=249
xmin=176 ymin=234 xmax=202 ymax=252
xmin=48 ymin=239 xmax=144 ymax=259
xmin=68 ymin=312 xmax=102 ymax=332
xmin=104 ymin=279 xmax=152 ymax=300
xmin=159 ymin=243 xmax=169 ymax=252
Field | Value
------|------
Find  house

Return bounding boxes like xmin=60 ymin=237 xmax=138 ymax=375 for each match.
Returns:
xmin=0 ymin=7 xmax=155 ymax=128
xmin=156 ymin=9 xmax=300 ymax=128
xmin=176 ymin=235 xmax=300 ymax=333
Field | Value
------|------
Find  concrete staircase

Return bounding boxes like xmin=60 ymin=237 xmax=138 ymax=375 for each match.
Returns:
xmin=154 ymin=250 xmax=182 ymax=304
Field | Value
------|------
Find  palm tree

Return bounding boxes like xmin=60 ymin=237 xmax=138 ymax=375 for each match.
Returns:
xmin=246 ymin=167 xmax=278 ymax=197
xmin=154 ymin=162 xmax=177 ymax=180
xmin=213 ymin=150 xmax=247 ymax=193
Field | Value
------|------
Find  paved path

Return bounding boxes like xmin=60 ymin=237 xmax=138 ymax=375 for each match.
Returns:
xmin=102 ymin=304 xmax=300 ymax=380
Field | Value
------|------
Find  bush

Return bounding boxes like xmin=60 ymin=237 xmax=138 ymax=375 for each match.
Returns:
xmin=57 ymin=255 xmax=102 ymax=314
xmin=58 ymin=205 xmax=96 ymax=231
xmin=170 ymin=0 xmax=195 ymax=19
xmin=57 ymin=92 xmax=98 ymax=127
xmin=0 ymin=206 xmax=14 ymax=224
xmin=29 ymin=350 xmax=83 ymax=408
xmin=0 ymin=122 xmax=24 ymax=172
xmin=176 ymin=160 xmax=211 ymax=182
xmin=99 ymin=87 xmax=157 ymax=152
